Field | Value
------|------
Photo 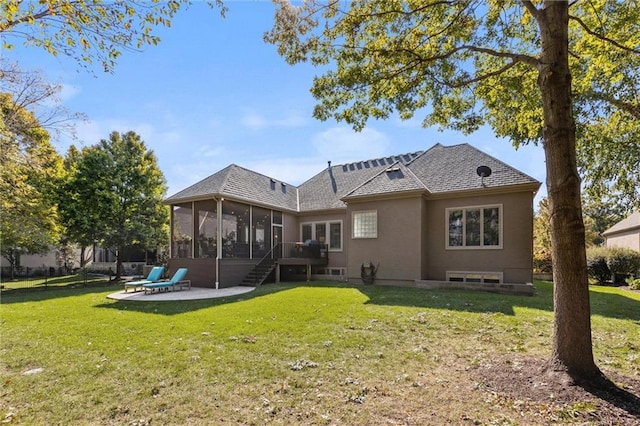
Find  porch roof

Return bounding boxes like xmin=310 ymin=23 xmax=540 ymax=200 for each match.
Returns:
xmin=164 ymin=164 xmax=299 ymax=211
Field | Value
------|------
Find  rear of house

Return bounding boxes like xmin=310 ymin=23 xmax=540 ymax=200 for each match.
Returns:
xmin=603 ymin=211 xmax=640 ymax=251
xmin=164 ymin=143 xmax=540 ymax=289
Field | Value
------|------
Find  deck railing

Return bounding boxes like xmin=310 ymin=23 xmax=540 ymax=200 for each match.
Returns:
xmin=280 ymin=242 xmax=328 ymax=260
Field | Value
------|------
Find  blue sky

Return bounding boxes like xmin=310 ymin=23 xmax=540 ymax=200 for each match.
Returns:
xmin=5 ymin=1 xmax=546 ymax=204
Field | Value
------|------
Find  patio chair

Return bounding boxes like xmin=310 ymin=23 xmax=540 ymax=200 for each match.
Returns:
xmin=143 ymin=268 xmax=190 ymax=294
xmin=123 ymin=266 xmax=165 ymax=293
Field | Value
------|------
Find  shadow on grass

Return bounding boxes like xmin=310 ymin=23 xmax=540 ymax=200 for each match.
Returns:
xmin=89 ymin=280 xmax=640 ymax=323
xmin=585 ymin=375 xmax=640 ymax=421
xmin=6 ymin=279 xmax=638 ymax=322
xmin=1 ymin=280 xmax=119 ymax=303
xmin=358 ymin=280 xmax=639 ymax=322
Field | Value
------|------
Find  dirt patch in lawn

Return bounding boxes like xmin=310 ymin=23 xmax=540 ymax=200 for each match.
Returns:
xmin=473 ymin=356 xmax=640 ymax=425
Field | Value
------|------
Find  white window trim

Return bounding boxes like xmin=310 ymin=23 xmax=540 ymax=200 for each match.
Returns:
xmin=300 ymin=220 xmax=343 ymax=252
xmin=445 ymin=204 xmax=503 ymax=250
xmin=352 ymin=210 xmax=378 ymax=239
xmin=446 ymin=271 xmax=504 ymax=284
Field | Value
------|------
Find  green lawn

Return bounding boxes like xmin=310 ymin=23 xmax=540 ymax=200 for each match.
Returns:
xmin=1 ymin=273 xmax=111 ymax=291
xmin=1 ymin=281 xmax=638 ymax=424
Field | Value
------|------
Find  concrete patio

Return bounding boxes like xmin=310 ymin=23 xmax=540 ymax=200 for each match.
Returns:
xmin=107 ymin=286 xmax=254 ymax=301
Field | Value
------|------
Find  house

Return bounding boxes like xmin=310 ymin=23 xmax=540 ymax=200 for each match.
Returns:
xmin=603 ymin=211 xmax=640 ymax=251
xmin=164 ymin=143 xmax=541 ymax=290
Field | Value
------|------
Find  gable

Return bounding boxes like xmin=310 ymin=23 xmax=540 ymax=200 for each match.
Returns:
xmin=298 ymin=152 xmax=423 ymax=211
xmin=603 ymin=211 xmax=640 ymax=236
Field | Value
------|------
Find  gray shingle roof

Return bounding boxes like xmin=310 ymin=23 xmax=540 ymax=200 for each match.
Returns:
xmin=165 ymin=164 xmax=298 ymax=211
xmin=603 ymin=211 xmax=640 ymax=236
xmin=407 ymin=143 xmax=539 ymax=194
xmin=298 ymin=152 xmax=423 ymax=211
xmin=344 ymin=161 xmax=427 ymax=199
xmin=165 ymin=144 xmax=540 ymax=211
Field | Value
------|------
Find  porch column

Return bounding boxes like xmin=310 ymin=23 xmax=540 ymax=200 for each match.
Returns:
xmin=216 ymin=198 xmax=223 ymax=288
xmin=306 ymin=262 xmax=311 ymax=281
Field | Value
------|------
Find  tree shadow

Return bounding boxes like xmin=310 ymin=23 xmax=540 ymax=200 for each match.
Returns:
xmin=92 ymin=283 xmax=299 ymax=316
xmin=0 ymin=281 xmax=119 ymax=304
xmin=583 ymin=374 xmax=640 ymax=420
xmin=357 ymin=280 xmax=640 ymax=322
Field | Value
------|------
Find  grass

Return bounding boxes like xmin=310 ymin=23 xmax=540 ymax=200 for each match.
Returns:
xmin=1 ymin=281 xmax=638 ymax=425
xmin=1 ymin=273 xmax=110 ymax=291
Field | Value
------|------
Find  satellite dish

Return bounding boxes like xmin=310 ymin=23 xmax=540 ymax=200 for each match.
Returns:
xmin=476 ymin=166 xmax=492 ymax=177
xmin=476 ymin=166 xmax=492 ymax=187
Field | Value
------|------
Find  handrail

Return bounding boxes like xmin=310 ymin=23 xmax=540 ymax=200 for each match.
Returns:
xmin=280 ymin=242 xmax=328 ymax=260
xmin=245 ymin=243 xmax=282 ymax=286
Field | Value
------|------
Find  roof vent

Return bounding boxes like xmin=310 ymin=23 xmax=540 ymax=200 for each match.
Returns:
xmin=476 ymin=165 xmax=492 ymax=187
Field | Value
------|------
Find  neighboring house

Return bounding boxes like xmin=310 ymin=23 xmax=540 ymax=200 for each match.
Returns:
xmin=603 ymin=211 xmax=640 ymax=251
xmin=165 ymin=143 xmax=541 ymax=289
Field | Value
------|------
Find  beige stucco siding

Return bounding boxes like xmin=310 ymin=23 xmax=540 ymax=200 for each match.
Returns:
xmin=346 ymin=196 xmax=423 ymax=284
xmin=282 ymin=213 xmax=298 ymax=244
xmin=605 ymin=230 xmax=640 ymax=251
xmin=424 ymin=191 xmax=535 ymax=284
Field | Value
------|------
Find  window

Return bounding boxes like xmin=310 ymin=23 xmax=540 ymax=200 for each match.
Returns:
xmin=195 ymin=200 xmax=217 ymax=258
xmin=446 ymin=271 xmax=503 ymax=284
xmin=329 ymin=222 xmax=342 ymax=250
xmin=352 ymin=210 xmax=377 ymax=238
xmin=300 ymin=220 xmax=342 ymax=251
xmin=252 ymin=206 xmax=271 ymax=258
xmin=446 ymin=205 xmax=501 ymax=249
xmin=172 ymin=203 xmax=193 ymax=258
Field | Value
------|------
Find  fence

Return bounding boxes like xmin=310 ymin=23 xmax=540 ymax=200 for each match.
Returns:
xmin=0 ymin=266 xmax=113 ymax=292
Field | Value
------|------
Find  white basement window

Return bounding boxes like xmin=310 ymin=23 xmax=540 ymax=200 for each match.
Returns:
xmin=446 ymin=271 xmax=503 ymax=284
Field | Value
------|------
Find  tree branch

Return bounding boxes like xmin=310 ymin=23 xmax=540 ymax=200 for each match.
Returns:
xmin=586 ymin=90 xmax=640 ymax=119
xmin=449 ymin=60 xmax=519 ymax=88
xmin=569 ymin=15 xmax=640 ymax=54
xmin=520 ymin=0 xmax=540 ymax=21
xmin=461 ymin=45 xmax=539 ymax=68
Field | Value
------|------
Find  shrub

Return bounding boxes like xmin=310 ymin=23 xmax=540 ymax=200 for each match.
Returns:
xmin=626 ymin=277 xmax=640 ymax=290
xmin=607 ymin=247 xmax=640 ymax=283
xmin=586 ymin=247 xmax=612 ymax=284
xmin=586 ymin=246 xmax=640 ymax=285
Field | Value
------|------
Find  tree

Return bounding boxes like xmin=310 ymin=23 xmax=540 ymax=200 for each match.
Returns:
xmin=582 ymin=195 xmax=628 ymax=246
xmin=1 ymin=0 xmax=225 ymax=73
xmin=57 ymin=144 xmax=105 ymax=267
xmin=533 ymin=199 xmax=552 ymax=274
xmin=0 ymin=59 xmax=83 ymax=136
xmin=60 ymin=131 xmax=169 ymax=280
xmin=266 ymin=1 xmax=640 ymax=381
xmin=0 ymin=90 xmax=64 ymax=274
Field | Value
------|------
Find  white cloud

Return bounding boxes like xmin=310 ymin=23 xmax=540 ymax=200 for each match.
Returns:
xmin=311 ymin=126 xmax=390 ymax=163
xmin=59 ymin=83 xmax=81 ymax=102
xmin=240 ymin=110 xmax=307 ymax=130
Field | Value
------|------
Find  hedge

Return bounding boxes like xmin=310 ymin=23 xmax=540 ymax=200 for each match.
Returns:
xmin=586 ymin=246 xmax=640 ymax=284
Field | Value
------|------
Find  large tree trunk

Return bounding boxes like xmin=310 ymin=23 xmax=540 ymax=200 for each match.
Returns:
xmin=538 ymin=1 xmax=600 ymax=380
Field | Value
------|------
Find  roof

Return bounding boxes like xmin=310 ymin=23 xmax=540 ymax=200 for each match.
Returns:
xmin=164 ymin=164 xmax=299 ymax=211
xmin=406 ymin=143 xmax=539 ymax=194
xmin=165 ymin=143 xmax=541 ymax=211
xmin=298 ymin=152 xmax=423 ymax=211
xmin=603 ymin=211 xmax=640 ymax=236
